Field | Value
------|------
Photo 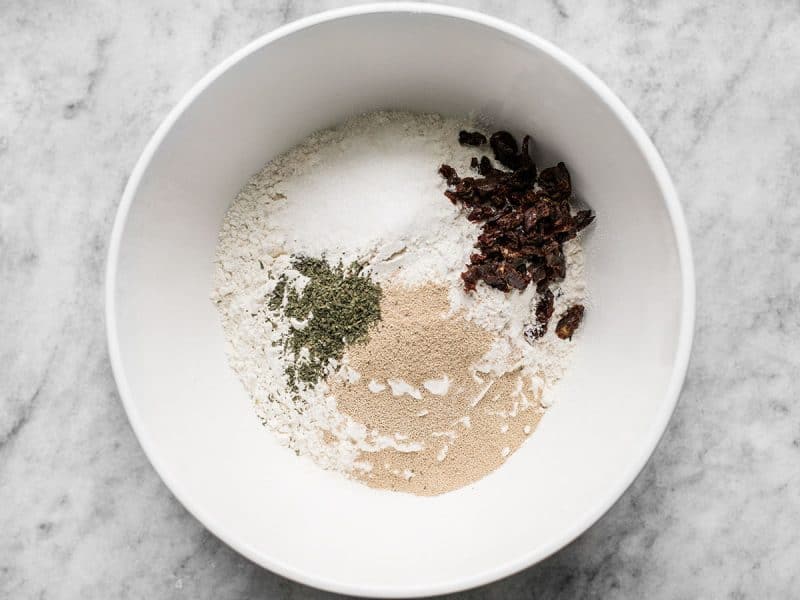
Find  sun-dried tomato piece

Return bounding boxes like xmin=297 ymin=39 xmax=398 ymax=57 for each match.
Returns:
xmin=520 ymin=135 xmax=534 ymax=168
xmin=574 ymin=210 xmax=595 ymax=231
xmin=522 ymin=288 xmax=554 ymax=342
xmin=529 ymin=264 xmax=547 ymax=285
xmin=461 ymin=269 xmax=478 ymax=292
xmin=555 ymin=305 xmax=585 ymax=340
xmin=439 ymin=129 xmax=594 ymax=340
xmin=495 ymin=211 xmax=524 ymax=230
xmin=470 ymin=252 xmax=488 ymax=264
xmin=538 ymin=162 xmax=572 ymax=200
xmin=536 ymin=279 xmax=549 ymax=294
xmin=478 ymin=263 xmax=510 ymax=292
xmin=489 ymin=131 xmax=520 ymax=169
xmin=536 ymin=289 xmax=555 ymax=325
xmin=545 ymin=246 xmax=566 ymax=279
xmin=456 ymin=176 xmax=475 ymax=193
xmin=438 ymin=164 xmax=460 ymax=187
xmin=523 ymin=204 xmax=545 ymax=231
xmin=478 ymin=156 xmax=495 ymax=176
xmin=474 ymin=178 xmax=501 ymax=198
xmin=504 ymin=264 xmax=530 ymax=290
xmin=459 ymin=130 xmax=488 ymax=146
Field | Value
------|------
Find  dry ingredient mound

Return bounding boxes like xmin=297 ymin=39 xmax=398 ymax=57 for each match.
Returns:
xmin=211 ymin=110 xmax=588 ymax=495
xmin=331 ymin=283 xmax=545 ymax=496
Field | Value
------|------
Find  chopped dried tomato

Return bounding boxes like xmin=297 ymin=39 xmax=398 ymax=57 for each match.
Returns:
xmin=439 ymin=130 xmax=595 ymax=340
xmin=555 ymin=305 xmax=585 ymax=340
xmin=459 ymin=130 xmax=488 ymax=146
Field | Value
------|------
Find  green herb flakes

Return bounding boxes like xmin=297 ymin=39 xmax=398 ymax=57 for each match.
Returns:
xmin=268 ymin=275 xmax=288 ymax=311
xmin=271 ymin=256 xmax=382 ymax=388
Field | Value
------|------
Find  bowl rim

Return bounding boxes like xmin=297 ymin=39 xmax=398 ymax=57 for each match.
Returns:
xmin=105 ymin=3 xmax=696 ymax=597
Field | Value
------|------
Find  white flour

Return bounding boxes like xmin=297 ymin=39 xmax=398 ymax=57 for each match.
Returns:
xmin=230 ymin=111 xmax=479 ymax=286
xmin=211 ymin=111 xmax=587 ymax=472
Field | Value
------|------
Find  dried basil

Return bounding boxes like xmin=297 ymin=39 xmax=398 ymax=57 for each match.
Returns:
xmin=271 ymin=256 xmax=382 ymax=388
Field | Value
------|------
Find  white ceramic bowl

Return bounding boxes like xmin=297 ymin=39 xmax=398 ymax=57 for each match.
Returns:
xmin=106 ymin=4 xmax=694 ymax=597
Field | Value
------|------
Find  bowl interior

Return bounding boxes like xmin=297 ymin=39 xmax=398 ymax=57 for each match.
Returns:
xmin=110 ymin=8 xmax=688 ymax=596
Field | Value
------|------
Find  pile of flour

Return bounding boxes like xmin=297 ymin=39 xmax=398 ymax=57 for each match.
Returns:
xmin=228 ymin=111 xmax=480 ymax=285
xmin=211 ymin=111 xmax=586 ymax=473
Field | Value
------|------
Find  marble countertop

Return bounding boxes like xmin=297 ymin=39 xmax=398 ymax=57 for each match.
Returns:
xmin=2 ymin=1 xmax=799 ymax=597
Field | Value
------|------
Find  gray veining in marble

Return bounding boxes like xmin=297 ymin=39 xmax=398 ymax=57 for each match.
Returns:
xmin=2 ymin=0 xmax=799 ymax=598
